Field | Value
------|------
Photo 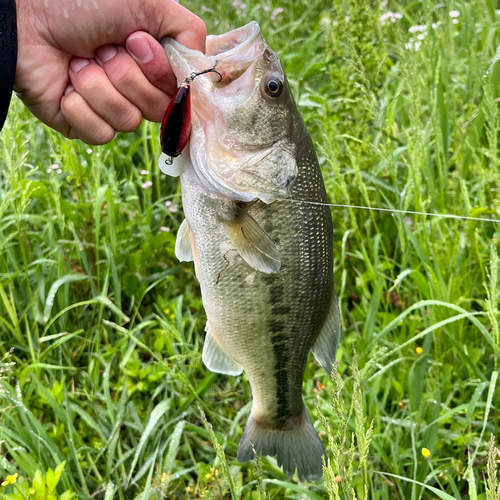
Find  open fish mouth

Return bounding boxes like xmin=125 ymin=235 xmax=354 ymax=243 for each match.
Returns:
xmin=162 ymin=22 xmax=263 ymax=89
xmin=161 ymin=23 xmax=297 ymax=203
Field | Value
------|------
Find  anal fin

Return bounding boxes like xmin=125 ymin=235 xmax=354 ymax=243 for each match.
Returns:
xmin=311 ymin=289 xmax=341 ymax=375
xmin=203 ymin=324 xmax=243 ymax=376
xmin=222 ymin=205 xmax=281 ymax=274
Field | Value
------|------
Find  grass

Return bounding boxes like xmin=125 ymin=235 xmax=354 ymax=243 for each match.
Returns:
xmin=1 ymin=0 xmax=500 ymax=498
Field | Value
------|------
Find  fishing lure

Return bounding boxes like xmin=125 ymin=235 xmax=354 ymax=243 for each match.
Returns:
xmin=160 ymin=65 xmax=222 ymax=166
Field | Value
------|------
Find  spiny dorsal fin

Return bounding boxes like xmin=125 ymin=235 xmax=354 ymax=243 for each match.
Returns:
xmin=203 ymin=324 xmax=243 ymax=376
xmin=311 ymin=290 xmax=341 ymax=375
xmin=222 ymin=205 xmax=281 ymax=274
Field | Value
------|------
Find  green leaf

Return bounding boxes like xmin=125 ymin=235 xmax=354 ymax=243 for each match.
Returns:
xmin=126 ymin=400 xmax=170 ymax=485
xmin=43 ymin=274 xmax=88 ymax=323
xmin=163 ymin=420 xmax=186 ymax=474
xmin=46 ymin=468 xmax=56 ymax=494
xmin=33 ymin=470 xmax=45 ymax=497
xmin=372 ymin=471 xmax=459 ymax=500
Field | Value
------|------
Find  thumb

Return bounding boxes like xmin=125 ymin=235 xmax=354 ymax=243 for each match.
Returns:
xmin=126 ymin=32 xmax=179 ymax=96
xmin=126 ymin=0 xmax=206 ymax=54
xmin=151 ymin=0 xmax=207 ymax=53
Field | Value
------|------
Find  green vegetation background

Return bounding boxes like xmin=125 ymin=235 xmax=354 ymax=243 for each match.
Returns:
xmin=1 ymin=0 xmax=500 ymax=498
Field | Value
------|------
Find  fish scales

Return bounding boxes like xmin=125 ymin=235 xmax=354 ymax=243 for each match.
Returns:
xmin=181 ymin=132 xmax=332 ymax=417
xmin=162 ymin=21 xmax=340 ymax=481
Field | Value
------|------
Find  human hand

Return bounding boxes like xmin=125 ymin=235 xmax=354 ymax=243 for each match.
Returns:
xmin=14 ymin=0 xmax=206 ymax=144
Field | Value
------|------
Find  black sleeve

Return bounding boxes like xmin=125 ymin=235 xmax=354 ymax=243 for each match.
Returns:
xmin=0 ymin=0 xmax=17 ymax=131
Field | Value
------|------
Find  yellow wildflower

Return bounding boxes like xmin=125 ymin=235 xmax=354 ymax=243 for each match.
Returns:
xmin=1 ymin=473 xmax=18 ymax=486
xmin=416 ymin=347 xmax=423 ymax=355
xmin=421 ymin=447 xmax=431 ymax=459
xmin=186 ymin=486 xmax=193 ymax=493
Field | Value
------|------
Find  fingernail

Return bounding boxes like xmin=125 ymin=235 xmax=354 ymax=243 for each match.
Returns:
xmin=96 ymin=44 xmax=117 ymax=62
xmin=64 ymin=84 xmax=75 ymax=96
xmin=70 ymin=57 xmax=90 ymax=73
xmin=127 ymin=36 xmax=153 ymax=63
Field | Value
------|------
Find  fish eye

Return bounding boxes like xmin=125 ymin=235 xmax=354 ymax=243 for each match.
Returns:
xmin=264 ymin=77 xmax=283 ymax=98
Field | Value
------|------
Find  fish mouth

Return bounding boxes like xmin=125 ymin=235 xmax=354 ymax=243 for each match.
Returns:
xmin=161 ymin=22 xmax=263 ymax=88
xmin=162 ymin=23 xmax=293 ymax=203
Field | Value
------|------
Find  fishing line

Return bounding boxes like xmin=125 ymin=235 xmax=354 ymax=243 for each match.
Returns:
xmin=285 ymin=199 xmax=500 ymax=224
xmin=161 ymin=180 xmax=499 ymax=223
xmin=165 ymin=193 xmax=499 ymax=224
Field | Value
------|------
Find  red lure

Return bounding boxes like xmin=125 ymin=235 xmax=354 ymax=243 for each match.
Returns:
xmin=160 ymin=66 xmax=222 ymax=163
xmin=160 ymin=82 xmax=191 ymax=159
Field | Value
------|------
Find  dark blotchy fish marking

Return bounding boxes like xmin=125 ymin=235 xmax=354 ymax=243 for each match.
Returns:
xmin=265 ymin=272 xmax=291 ymax=419
xmin=269 ymin=283 xmax=284 ymax=305
xmin=269 ymin=319 xmax=284 ymax=334
xmin=272 ymin=305 xmax=291 ymax=316
xmin=273 ymin=363 xmax=289 ymax=419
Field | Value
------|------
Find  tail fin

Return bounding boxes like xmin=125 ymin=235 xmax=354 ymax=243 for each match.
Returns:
xmin=237 ymin=407 xmax=325 ymax=482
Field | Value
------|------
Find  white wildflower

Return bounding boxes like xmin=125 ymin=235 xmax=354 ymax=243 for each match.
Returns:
xmin=379 ymin=12 xmax=402 ymax=25
xmin=140 ymin=169 xmax=149 ymax=175
xmin=409 ymin=25 xmax=427 ymax=33
xmin=271 ymin=7 xmax=284 ymax=20
xmin=141 ymin=181 xmax=153 ymax=189
xmin=159 ymin=226 xmax=170 ymax=232
xmin=405 ymin=41 xmax=421 ymax=51
xmin=449 ymin=10 xmax=460 ymax=18
xmin=452 ymin=18 xmax=459 ymax=24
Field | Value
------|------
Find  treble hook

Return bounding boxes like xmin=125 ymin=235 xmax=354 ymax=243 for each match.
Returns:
xmin=184 ymin=62 xmax=223 ymax=84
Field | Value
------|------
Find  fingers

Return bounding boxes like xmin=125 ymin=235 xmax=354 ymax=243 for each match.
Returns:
xmin=95 ymin=44 xmax=170 ymax=122
xmin=126 ymin=32 xmax=178 ymax=97
xmin=69 ymin=57 xmax=143 ymax=133
xmin=61 ymin=38 xmax=176 ymax=143
xmin=61 ymin=54 xmax=146 ymax=145
xmin=61 ymin=87 xmax=115 ymax=145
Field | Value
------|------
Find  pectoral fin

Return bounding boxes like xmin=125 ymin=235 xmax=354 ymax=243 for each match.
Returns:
xmin=203 ymin=325 xmax=243 ymax=376
xmin=311 ymin=290 xmax=341 ymax=375
xmin=223 ymin=206 xmax=281 ymax=274
xmin=175 ymin=219 xmax=193 ymax=262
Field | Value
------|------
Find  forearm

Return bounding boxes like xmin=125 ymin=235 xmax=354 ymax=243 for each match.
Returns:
xmin=0 ymin=0 xmax=17 ymax=131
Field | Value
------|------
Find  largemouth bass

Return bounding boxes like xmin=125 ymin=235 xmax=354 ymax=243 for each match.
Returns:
xmin=161 ymin=22 xmax=340 ymax=481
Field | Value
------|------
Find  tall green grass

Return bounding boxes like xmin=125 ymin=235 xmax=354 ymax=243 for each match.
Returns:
xmin=1 ymin=0 xmax=499 ymax=498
